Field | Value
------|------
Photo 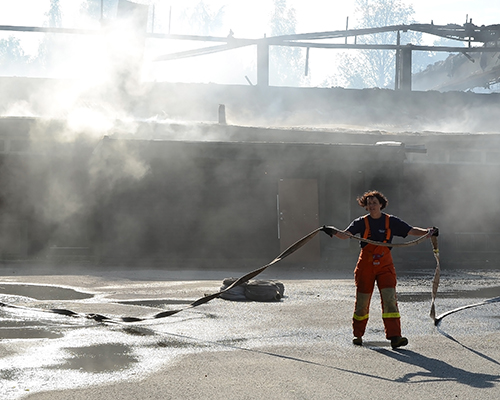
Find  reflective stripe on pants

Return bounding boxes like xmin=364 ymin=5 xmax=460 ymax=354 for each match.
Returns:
xmin=353 ymin=244 xmax=401 ymax=339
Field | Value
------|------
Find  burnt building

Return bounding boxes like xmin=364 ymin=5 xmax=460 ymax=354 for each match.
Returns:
xmin=89 ymin=135 xmax=405 ymax=267
xmin=0 ymin=116 xmax=407 ymax=268
xmin=1 ymin=113 xmax=499 ymax=271
xmin=1 ymin=78 xmax=500 ymax=270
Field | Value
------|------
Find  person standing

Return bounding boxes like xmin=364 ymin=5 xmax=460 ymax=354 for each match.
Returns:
xmin=322 ymin=190 xmax=438 ymax=349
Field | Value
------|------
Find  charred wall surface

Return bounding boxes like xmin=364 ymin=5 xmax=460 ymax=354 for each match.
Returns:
xmin=1 ymin=76 xmax=500 ymax=269
xmin=89 ymin=138 xmax=404 ymax=266
xmin=0 ymin=116 xmax=407 ymax=266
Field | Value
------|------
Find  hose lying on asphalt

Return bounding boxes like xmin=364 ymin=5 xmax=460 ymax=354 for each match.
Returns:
xmin=0 ymin=226 xmax=432 ymax=324
xmin=434 ymin=296 xmax=500 ymax=326
xmin=0 ymin=227 xmax=323 ymax=324
xmin=1 ymin=225 xmax=491 ymax=326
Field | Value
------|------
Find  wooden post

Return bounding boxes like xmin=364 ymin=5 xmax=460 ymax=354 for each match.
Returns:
xmin=305 ymin=47 xmax=310 ymax=76
xmin=218 ymin=104 xmax=226 ymax=124
xmin=257 ymin=38 xmax=269 ymax=87
xmin=400 ymin=45 xmax=412 ymax=91
xmin=395 ymin=31 xmax=401 ymax=90
xmin=345 ymin=16 xmax=349 ymax=44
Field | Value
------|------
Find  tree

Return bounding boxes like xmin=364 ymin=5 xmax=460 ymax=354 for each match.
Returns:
xmin=0 ymin=36 xmax=30 ymax=75
xmin=269 ymin=0 xmax=309 ymax=87
xmin=34 ymin=0 xmax=64 ymax=74
xmin=0 ymin=0 xmax=65 ymax=76
xmin=80 ymin=0 xmax=119 ymax=22
xmin=181 ymin=1 xmax=225 ymax=36
xmin=46 ymin=0 xmax=63 ymax=28
xmin=335 ymin=0 xmax=421 ymax=89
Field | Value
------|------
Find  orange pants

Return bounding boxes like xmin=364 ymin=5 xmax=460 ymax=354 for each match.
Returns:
xmin=353 ymin=244 xmax=401 ymax=339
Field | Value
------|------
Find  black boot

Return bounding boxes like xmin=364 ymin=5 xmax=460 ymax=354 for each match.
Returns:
xmin=390 ymin=336 xmax=408 ymax=349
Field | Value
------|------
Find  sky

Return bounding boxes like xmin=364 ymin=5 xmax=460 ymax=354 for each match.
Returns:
xmin=0 ymin=0 xmax=499 ymax=85
xmin=1 ymin=0 xmax=498 ymax=35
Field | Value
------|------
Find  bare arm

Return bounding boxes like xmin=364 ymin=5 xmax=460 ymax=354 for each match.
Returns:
xmin=324 ymin=225 xmax=436 ymax=240
xmin=408 ymin=227 xmax=430 ymax=236
xmin=334 ymin=230 xmax=351 ymax=240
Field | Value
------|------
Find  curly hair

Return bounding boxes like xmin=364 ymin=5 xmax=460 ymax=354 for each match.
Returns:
xmin=357 ymin=190 xmax=389 ymax=210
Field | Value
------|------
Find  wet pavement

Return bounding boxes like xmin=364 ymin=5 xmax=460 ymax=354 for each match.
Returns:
xmin=0 ymin=264 xmax=499 ymax=399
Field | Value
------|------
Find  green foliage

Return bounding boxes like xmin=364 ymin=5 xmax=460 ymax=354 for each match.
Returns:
xmin=336 ymin=0 xmax=421 ymax=89
xmin=354 ymin=0 xmax=415 ymax=30
xmin=0 ymin=37 xmax=26 ymax=62
xmin=269 ymin=0 xmax=308 ymax=87
xmin=0 ymin=0 xmax=65 ymax=75
xmin=45 ymin=0 xmax=62 ymax=28
xmin=181 ymin=1 xmax=225 ymax=36
xmin=270 ymin=0 xmax=298 ymax=37
xmin=30 ymin=0 xmax=78 ymax=75
xmin=80 ymin=0 xmax=119 ymax=21
xmin=0 ymin=36 xmax=30 ymax=75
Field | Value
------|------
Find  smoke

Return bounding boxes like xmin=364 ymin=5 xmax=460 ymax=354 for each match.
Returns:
xmin=0 ymin=2 xmax=156 ymax=259
xmin=1 ymin=2 xmax=500 ymax=271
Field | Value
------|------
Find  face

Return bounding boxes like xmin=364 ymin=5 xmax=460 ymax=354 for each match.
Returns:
xmin=365 ymin=196 xmax=382 ymax=216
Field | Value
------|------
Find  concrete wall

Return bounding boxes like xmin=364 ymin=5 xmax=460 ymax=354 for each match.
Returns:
xmin=88 ymin=138 xmax=405 ymax=266
xmin=1 ymin=75 xmax=500 ymax=269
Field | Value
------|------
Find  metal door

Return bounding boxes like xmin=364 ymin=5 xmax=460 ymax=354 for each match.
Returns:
xmin=277 ymin=179 xmax=320 ymax=262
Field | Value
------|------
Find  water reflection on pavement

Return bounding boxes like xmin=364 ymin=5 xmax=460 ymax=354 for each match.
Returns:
xmin=1 ymin=268 xmax=499 ymax=399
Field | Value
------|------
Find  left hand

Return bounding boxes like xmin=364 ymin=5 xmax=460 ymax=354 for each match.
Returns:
xmin=429 ymin=226 xmax=439 ymax=237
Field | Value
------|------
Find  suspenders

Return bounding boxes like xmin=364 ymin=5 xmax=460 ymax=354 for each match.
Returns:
xmin=363 ymin=213 xmax=391 ymax=243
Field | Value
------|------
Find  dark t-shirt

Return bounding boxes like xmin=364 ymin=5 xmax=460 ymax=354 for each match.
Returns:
xmin=346 ymin=213 xmax=412 ymax=248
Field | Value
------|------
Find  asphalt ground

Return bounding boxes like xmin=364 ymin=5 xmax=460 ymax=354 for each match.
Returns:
xmin=0 ymin=264 xmax=499 ymax=400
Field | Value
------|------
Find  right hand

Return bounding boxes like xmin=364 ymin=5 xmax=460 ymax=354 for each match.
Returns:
xmin=320 ymin=225 xmax=338 ymax=237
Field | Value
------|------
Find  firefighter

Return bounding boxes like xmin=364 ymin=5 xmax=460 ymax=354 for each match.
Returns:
xmin=328 ymin=190 xmax=437 ymax=349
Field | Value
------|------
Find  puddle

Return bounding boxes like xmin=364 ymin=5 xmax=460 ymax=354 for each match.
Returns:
xmin=0 ymin=317 xmax=77 ymax=340
xmin=0 ymin=284 xmax=93 ymax=301
xmin=57 ymin=344 xmax=138 ymax=373
xmin=0 ymin=283 xmax=93 ymax=341
xmin=399 ymin=286 xmax=500 ymax=302
xmin=0 ymin=328 xmax=63 ymax=339
xmin=0 ymin=274 xmax=499 ymax=399
xmin=0 ymin=319 xmax=46 ymax=328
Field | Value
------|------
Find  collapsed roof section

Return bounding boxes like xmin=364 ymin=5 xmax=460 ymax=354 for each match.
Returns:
xmin=413 ymin=45 xmax=500 ymax=91
xmin=2 ymin=1 xmax=500 ymax=92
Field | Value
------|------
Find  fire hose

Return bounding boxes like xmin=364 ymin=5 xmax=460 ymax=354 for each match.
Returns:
xmin=323 ymin=226 xmax=441 ymax=323
xmin=1 ymin=225 xmax=496 ymax=326
xmin=325 ymin=228 xmax=500 ymax=326
xmin=0 ymin=226 xmax=434 ymax=324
